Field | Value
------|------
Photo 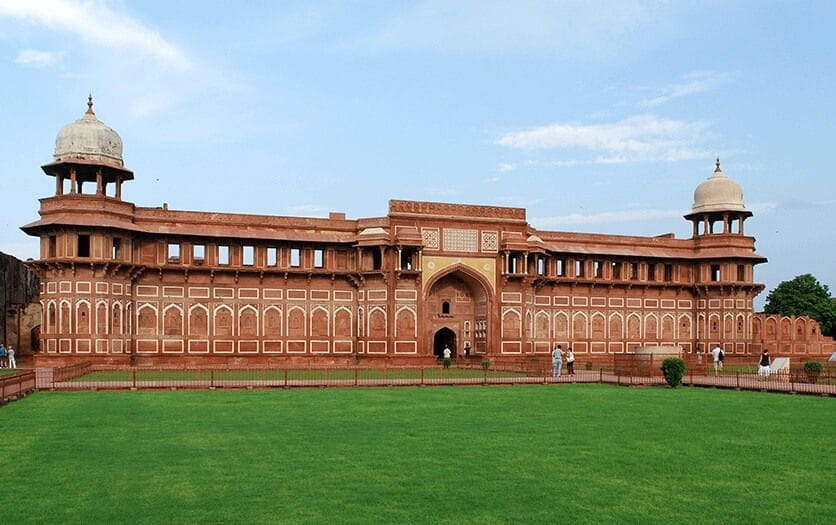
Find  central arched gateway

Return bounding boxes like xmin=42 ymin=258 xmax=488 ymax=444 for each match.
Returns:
xmin=433 ymin=327 xmax=456 ymax=358
xmin=425 ymin=266 xmax=492 ymax=357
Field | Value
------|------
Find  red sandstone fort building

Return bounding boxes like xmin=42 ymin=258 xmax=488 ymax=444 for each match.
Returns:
xmin=21 ymin=99 xmax=834 ymax=365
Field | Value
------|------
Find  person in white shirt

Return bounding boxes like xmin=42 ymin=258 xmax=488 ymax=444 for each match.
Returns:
xmin=711 ymin=345 xmax=724 ymax=374
xmin=7 ymin=346 xmax=15 ymax=369
xmin=566 ymin=347 xmax=575 ymax=375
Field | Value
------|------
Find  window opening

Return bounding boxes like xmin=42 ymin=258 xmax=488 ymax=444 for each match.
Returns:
xmin=243 ymin=245 xmax=254 ymax=266
xmin=167 ymin=243 xmax=181 ymax=264
xmin=77 ymin=235 xmax=90 ymax=258
xmin=193 ymin=244 xmax=205 ymax=263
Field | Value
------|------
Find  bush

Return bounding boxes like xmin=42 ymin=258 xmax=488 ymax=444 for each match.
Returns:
xmin=804 ymin=360 xmax=823 ymax=372
xmin=661 ymin=358 xmax=686 ymax=388
xmin=443 ymin=357 xmax=452 ymax=369
xmin=480 ymin=359 xmax=491 ymax=370
xmin=804 ymin=360 xmax=823 ymax=384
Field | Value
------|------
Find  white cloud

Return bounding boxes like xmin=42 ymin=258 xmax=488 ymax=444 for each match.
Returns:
xmin=497 ymin=163 xmax=515 ymax=172
xmin=286 ymin=204 xmax=328 ymax=215
xmin=496 ymin=114 xmax=710 ymax=163
xmin=532 ymin=207 xmax=685 ymax=227
xmin=0 ymin=0 xmax=191 ymax=69
xmin=355 ymin=0 xmax=679 ymax=59
xmin=640 ymin=71 xmax=739 ymax=108
xmin=14 ymin=48 xmax=58 ymax=67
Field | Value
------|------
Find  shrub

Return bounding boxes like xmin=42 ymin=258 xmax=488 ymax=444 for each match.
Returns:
xmin=804 ymin=360 xmax=823 ymax=372
xmin=804 ymin=360 xmax=823 ymax=384
xmin=661 ymin=358 xmax=686 ymax=388
xmin=443 ymin=357 xmax=452 ymax=369
xmin=480 ymin=359 xmax=491 ymax=370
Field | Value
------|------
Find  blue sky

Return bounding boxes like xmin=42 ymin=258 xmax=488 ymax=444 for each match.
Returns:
xmin=1 ymin=1 xmax=834 ymax=308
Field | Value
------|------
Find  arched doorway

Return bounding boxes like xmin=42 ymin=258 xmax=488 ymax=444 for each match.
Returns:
xmin=433 ymin=327 xmax=456 ymax=358
xmin=425 ymin=266 xmax=491 ymax=357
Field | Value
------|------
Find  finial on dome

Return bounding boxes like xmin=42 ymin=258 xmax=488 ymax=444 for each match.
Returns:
xmin=86 ymin=93 xmax=95 ymax=115
xmin=714 ymin=157 xmax=721 ymax=172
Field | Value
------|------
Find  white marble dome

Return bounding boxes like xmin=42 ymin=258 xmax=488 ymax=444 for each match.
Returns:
xmin=691 ymin=160 xmax=747 ymax=214
xmin=54 ymin=96 xmax=124 ymax=168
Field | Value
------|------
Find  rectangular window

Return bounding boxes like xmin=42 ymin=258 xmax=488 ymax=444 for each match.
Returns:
xmin=400 ymin=249 xmax=413 ymax=270
xmin=711 ymin=264 xmax=721 ymax=282
xmin=193 ymin=244 xmax=205 ymax=263
xmin=267 ymin=247 xmax=277 ymax=266
xmin=509 ymin=256 xmax=517 ymax=274
xmin=111 ymin=238 xmax=122 ymax=260
xmin=557 ymin=258 xmax=566 ymax=277
xmin=574 ymin=259 xmax=585 ymax=278
xmin=593 ymin=260 xmax=603 ymax=278
xmin=664 ymin=263 xmax=673 ymax=282
xmin=737 ymin=264 xmax=745 ymax=281
xmin=630 ymin=262 xmax=639 ymax=280
xmin=290 ymin=248 xmax=301 ymax=267
xmin=243 ymin=245 xmax=254 ymax=266
xmin=48 ymin=235 xmax=57 ymax=258
xmin=611 ymin=261 xmax=621 ymax=280
xmin=314 ymin=249 xmax=324 ymax=268
xmin=648 ymin=263 xmax=656 ymax=281
xmin=218 ymin=245 xmax=230 ymax=265
xmin=167 ymin=243 xmax=181 ymax=264
xmin=371 ymin=249 xmax=381 ymax=270
xmin=537 ymin=258 xmax=546 ymax=276
xmin=77 ymin=234 xmax=90 ymax=258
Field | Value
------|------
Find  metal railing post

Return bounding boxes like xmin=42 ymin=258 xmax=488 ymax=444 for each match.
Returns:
xmin=284 ymin=368 xmax=288 ymax=388
xmin=354 ymin=367 xmax=359 ymax=387
xmin=132 ymin=368 xmax=137 ymax=389
xmin=736 ymin=371 xmax=740 ymax=389
xmin=210 ymin=369 xmax=215 ymax=389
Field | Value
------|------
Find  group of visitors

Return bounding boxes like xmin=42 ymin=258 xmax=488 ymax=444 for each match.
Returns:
xmin=0 ymin=343 xmax=16 ymax=369
xmin=550 ymin=345 xmax=575 ymax=377
xmin=710 ymin=344 xmax=773 ymax=377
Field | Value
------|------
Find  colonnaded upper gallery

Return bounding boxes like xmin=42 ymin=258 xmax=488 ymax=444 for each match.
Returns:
xmin=22 ymin=98 xmax=833 ymax=365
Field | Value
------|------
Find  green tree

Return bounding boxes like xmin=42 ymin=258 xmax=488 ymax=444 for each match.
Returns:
xmin=764 ymin=274 xmax=836 ymax=336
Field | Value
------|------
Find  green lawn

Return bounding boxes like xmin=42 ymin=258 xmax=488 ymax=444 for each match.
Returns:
xmin=0 ymin=368 xmax=24 ymax=377
xmin=69 ymin=367 xmax=525 ymax=382
xmin=1 ymin=385 xmax=833 ymax=524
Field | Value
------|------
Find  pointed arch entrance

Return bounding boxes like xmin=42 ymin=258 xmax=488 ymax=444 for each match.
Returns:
xmin=425 ymin=265 xmax=492 ymax=357
xmin=433 ymin=327 xmax=456 ymax=358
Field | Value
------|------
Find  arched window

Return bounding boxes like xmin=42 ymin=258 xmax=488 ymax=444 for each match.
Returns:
xmin=441 ymin=301 xmax=451 ymax=315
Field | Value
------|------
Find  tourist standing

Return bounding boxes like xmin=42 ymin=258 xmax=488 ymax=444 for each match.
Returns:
xmin=7 ymin=346 xmax=15 ymax=369
xmin=0 ymin=343 xmax=6 ymax=368
xmin=551 ymin=344 xmax=563 ymax=377
xmin=711 ymin=345 xmax=724 ymax=375
xmin=442 ymin=345 xmax=451 ymax=360
xmin=758 ymin=349 xmax=771 ymax=378
xmin=566 ymin=347 xmax=575 ymax=375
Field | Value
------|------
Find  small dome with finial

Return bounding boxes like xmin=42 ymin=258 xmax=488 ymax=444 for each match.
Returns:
xmin=691 ymin=158 xmax=748 ymax=214
xmin=53 ymin=95 xmax=124 ymax=168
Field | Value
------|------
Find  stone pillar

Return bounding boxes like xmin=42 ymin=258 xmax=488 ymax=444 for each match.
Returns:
xmin=738 ymin=217 xmax=745 ymax=235
xmin=396 ymin=247 xmax=402 ymax=271
xmin=723 ymin=213 xmax=729 ymax=234
xmin=692 ymin=220 xmax=698 ymax=238
xmin=115 ymin=177 xmax=122 ymax=200
xmin=417 ymin=248 xmax=423 ymax=271
xmin=70 ymin=168 xmax=77 ymax=194
xmin=56 ymin=175 xmax=63 ymax=196
xmin=523 ymin=252 xmax=529 ymax=275
xmin=96 ymin=169 xmax=103 ymax=195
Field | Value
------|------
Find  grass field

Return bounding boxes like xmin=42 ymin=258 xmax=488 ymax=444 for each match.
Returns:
xmin=1 ymin=385 xmax=834 ymax=524
xmin=68 ymin=367 xmax=525 ymax=382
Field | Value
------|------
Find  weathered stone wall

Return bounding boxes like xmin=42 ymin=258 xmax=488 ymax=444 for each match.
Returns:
xmin=1 ymin=252 xmax=41 ymax=353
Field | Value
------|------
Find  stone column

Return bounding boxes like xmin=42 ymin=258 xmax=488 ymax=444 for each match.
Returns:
xmin=96 ymin=169 xmax=104 ymax=195
xmin=115 ymin=177 xmax=122 ymax=200
xmin=56 ymin=175 xmax=63 ymax=196
xmin=70 ymin=168 xmax=77 ymax=194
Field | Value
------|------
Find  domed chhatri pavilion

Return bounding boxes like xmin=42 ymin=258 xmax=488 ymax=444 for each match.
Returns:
xmin=21 ymin=99 xmax=834 ymax=365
